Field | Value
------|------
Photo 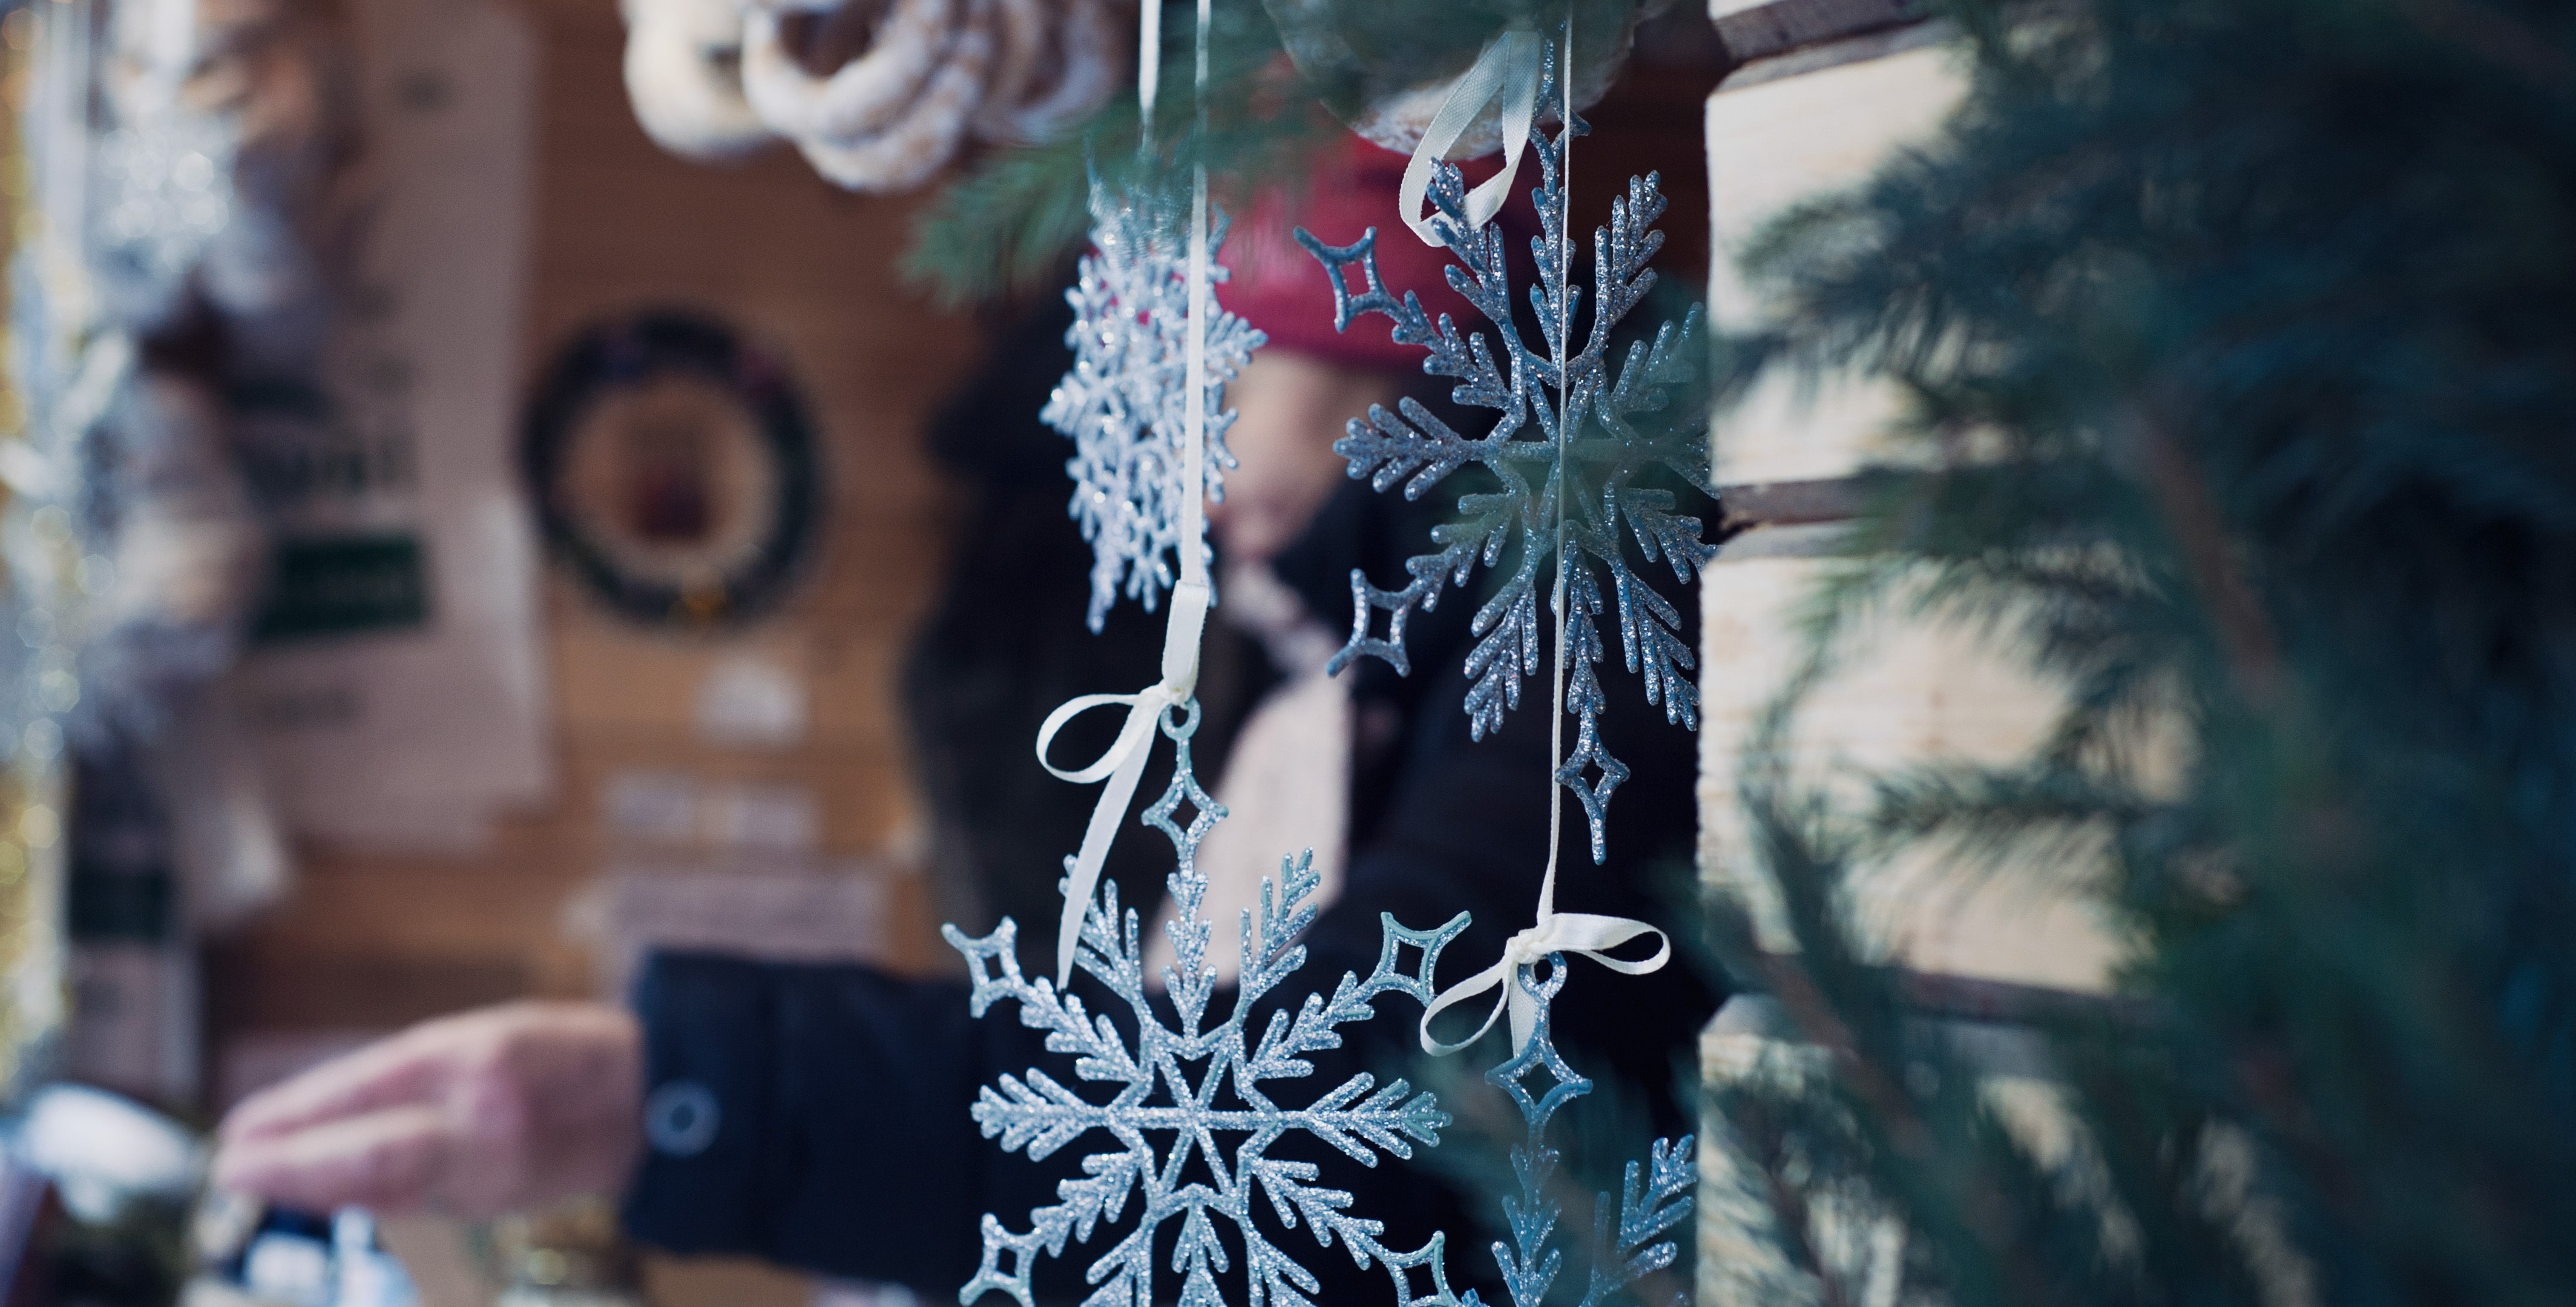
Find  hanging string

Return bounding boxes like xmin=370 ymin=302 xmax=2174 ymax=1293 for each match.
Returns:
xmin=1184 ymin=0 xmax=1212 ymax=649
xmin=1036 ymin=0 xmax=1218 ymax=989
xmin=1420 ymin=10 xmax=1670 ymax=1057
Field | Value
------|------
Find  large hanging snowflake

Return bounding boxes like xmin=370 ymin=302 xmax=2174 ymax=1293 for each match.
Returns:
xmin=1292 ymin=76 xmax=1716 ymax=863
xmin=1479 ymin=960 xmax=1697 ymax=1307
xmin=943 ymin=698 xmax=1476 ymax=1307
xmin=1043 ymin=179 xmax=1267 ymax=632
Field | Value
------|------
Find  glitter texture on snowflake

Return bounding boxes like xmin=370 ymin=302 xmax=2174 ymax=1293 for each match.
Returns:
xmin=1482 ymin=960 xmax=1697 ymax=1307
xmin=1044 ymin=179 xmax=1267 ymax=633
xmin=91 ymin=109 xmax=238 ymax=328
xmin=1292 ymin=61 xmax=1715 ymax=864
xmin=943 ymin=698 xmax=1475 ymax=1307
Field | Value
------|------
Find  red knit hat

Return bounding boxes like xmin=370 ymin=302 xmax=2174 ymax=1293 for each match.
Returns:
xmin=1225 ymin=135 xmax=1539 ymax=375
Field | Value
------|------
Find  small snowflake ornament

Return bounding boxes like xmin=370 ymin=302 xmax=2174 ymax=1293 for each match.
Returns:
xmin=1293 ymin=65 xmax=1715 ymax=863
xmin=945 ymin=698 xmax=1476 ymax=1307
xmin=1045 ymin=178 xmax=1267 ymax=633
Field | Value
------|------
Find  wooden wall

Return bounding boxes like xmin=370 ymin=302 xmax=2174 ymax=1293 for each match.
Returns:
xmin=211 ymin=0 xmax=978 ymax=1029
xmin=207 ymin=1 xmax=984 ymax=1300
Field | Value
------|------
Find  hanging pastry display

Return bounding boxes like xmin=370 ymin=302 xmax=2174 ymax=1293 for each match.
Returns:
xmin=619 ymin=0 xmax=1134 ymax=192
xmin=621 ymin=0 xmax=775 ymax=161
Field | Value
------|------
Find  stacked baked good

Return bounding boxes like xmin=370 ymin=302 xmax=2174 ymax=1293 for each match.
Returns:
xmin=620 ymin=0 xmax=1131 ymax=192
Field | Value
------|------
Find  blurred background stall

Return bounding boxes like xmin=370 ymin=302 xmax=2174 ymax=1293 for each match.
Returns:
xmin=0 ymin=0 xmax=1735 ymax=1303
xmin=208 ymin=2 xmax=981 ymax=1302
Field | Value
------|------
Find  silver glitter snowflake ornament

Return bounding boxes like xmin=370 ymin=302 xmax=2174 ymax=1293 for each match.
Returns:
xmin=91 ymin=108 xmax=239 ymax=329
xmin=1044 ymin=179 xmax=1267 ymax=633
xmin=1293 ymin=62 xmax=1716 ymax=864
xmin=944 ymin=698 xmax=1477 ymax=1307
xmin=1479 ymin=960 xmax=1696 ymax=1307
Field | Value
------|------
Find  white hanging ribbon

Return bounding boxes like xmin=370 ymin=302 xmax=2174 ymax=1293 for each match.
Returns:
xmin=1419 ymin=904 xmax=1670 ymax=1056
xmin=1034 ymin=571 xmax=1206 ymax=990
xmin=1397 ymin=27 xmax=1542 ymax=247
xmin=1419 ymin=10 xmax=1671 ymax=1058
xmin=1037 ymin=0 xmax=1217 ymax=992
xmin=1135 ymin=0 xmax=1161 ymax=142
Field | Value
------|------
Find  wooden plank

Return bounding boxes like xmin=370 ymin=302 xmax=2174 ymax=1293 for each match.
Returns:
xmin=1698 ymin=22 xmax=2141 ymax=997
xmin=1706 ymin=29 xmax=1968 ymax=485
xmin=1708 ymin=0 xmax=1930 ymax=64
xmin=1719 ymin=475 xmax=1871 ymax=529
xmin=1698 ymin=988 xmax=2301 ymax=1307
xmin=1697 ymin=992 xmax=2086 ymax=1306
xmin=1695 ymin=554 xmax=2124 ymax=995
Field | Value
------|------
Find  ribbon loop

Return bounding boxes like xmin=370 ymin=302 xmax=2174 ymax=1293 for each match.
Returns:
xmin=1036 ymin=691 xmax=1168 ymax=785
xmin=1398 ymin=28 xmax=1542 ymax=248
xmin=1418 ymin=912 xmax=1671 ymax=1056
xmin=1035 ymin=576 xmax=1210 ymax=989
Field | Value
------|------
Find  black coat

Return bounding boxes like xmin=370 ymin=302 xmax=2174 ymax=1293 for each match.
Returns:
xmin=619 ymin=302 xmax=1721 ymax=1305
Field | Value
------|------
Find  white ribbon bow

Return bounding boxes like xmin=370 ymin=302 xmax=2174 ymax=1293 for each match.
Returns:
xmin=1034 ymin=578 xmax=1209 ymax=988
xmin=1419 ymin=910 xmax=1670 ymax=1056
xmin=1398 ymin=27 xmax=1542 ymax=248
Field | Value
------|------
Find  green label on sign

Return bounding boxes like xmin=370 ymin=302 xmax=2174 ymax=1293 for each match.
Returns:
xmin=67 ymin=867 xmax=174 ymax=944
xmin=254 ymin=534 xmax=433 ymax=642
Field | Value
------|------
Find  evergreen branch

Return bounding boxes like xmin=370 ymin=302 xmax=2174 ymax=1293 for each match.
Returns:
xmin=1709 ymin=0 xmax=2576 ymax=1297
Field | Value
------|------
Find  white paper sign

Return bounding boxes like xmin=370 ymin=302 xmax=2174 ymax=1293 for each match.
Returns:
xmin=243 ymin=0 xmax=550 ymax=849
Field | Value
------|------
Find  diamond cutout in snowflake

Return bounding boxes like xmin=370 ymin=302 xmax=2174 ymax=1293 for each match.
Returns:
xmin=944 ymin=698 xmax=1473 ymax=1307
xmin=1489 ymin=1002 xmax=1590 ymax=1140
xmin=1043 ymin=178 xmax=1266 ymax=632
xmin=1293 ymin=52 xmax=1716 ymax=864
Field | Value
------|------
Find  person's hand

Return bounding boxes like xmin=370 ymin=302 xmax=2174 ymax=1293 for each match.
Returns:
xmin=212 ymin=1001 xmax=644 ymax=1219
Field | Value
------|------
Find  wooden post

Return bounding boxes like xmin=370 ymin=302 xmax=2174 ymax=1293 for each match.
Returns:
xmin=1695 ymin=8 xmax=2130 ymax=1300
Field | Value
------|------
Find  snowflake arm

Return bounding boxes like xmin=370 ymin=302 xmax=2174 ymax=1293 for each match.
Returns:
xmin=1577 ymin=1137 xmax=1697 ymax=1307
xmin=1341 ymin=398 xmax=1480 ymax=500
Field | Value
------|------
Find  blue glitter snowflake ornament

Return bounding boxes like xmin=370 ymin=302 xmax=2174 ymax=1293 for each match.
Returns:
xmin=1293 ymin=61 xmax=1715 ymax=864
xmin=944 ymin=699 xmax=1476 ymax=1307
xmin=1045 ymin=179 xmax=1267 ymax=632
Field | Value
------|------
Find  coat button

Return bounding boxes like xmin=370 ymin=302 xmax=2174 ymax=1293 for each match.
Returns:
xmin=644 ymin=1081 xmax=721 ymax=1156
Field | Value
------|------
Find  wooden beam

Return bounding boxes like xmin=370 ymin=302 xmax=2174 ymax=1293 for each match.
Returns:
xmin=1709 ymin=0 xmax=1931 ymax=64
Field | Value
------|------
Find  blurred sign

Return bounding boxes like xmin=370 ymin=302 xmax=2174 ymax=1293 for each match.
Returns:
xmin=242 ymin=0 xmax=550 ymax=850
